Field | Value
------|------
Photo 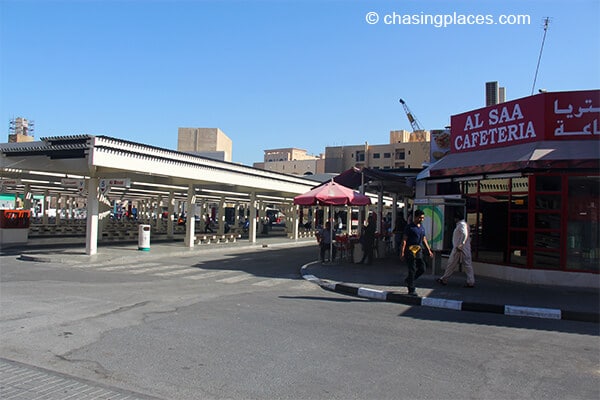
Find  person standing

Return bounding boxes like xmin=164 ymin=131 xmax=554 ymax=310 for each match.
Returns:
xmin=436 ymin=210 xmax=475 ymax=288
xmin=393 ymin=214 xmax=407 ymax=256
xmin=358 ymin=214 xmax=377 ymax=264
xmin=400 ymin=209 xmax=433 ymax=296
xmin=318 ymin=221 xmax=336 ymax=263
xmin=204 ymin=214 xmax=213 ymax=233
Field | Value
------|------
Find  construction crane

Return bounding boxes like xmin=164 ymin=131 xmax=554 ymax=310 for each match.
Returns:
xmin=399 ymin=99 xmax=423 ymax=131
xmin=399 ymin=99 xmax=430 ymax=163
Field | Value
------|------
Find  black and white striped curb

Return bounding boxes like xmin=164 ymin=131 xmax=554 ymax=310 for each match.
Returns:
xmin=301 ymin=262 xmax=599 ymax=323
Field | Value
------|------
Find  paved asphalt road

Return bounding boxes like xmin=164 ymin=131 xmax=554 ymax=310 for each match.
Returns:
xmin=1 ymin=245 xmax=599 ymax=400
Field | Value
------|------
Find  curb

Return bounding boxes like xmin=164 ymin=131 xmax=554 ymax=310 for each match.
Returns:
xmin=16 ymin=238 xmax=316 ymax=265
xmin=300 ymin=262 xmax=599 ymax=323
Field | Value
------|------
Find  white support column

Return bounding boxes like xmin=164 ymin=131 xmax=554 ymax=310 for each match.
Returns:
xmin=56 ymin=194 xmax=63 ymax=226
xmin=184 ymin=185 xmax=196 ymax=247
xmin=218 ymin=196 xmax=225 ymax=235
xmin=167 ymin=191 xmax=174 ymax=238
xmin=155 ymin=196 xmax=162 ymax=231
xmin=346 ymin=205 xmax=352 ymax=234
xmin=259 ymin=201 xmax=269 ymax=236
xmin=391 ymin=193 xmax=398 ymax=247
xmin=42 ymin=189 xmax=50 ymax=225
xmin=377 ymin=189 xmax=384 ymax=233
xmin=23 ymin=184 xmax=32 ymax=211
xmin=249 ymin=192 xmax=257 ymax=243
xmin=292 ymin=204 xmax=299 ymax=240
xmin=67 ymin=196 xmax=73 ymax=220
xmin=234 ymin=202 xmax=241 ymax=230
xmin=86 ymin=178 xmax=99 ymax=255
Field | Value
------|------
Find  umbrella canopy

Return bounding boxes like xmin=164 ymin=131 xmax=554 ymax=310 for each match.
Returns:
xmin=293 ymin=180 xmax=371 ymax=206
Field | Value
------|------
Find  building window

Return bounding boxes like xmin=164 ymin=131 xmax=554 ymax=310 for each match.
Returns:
xmin=396 ymin=151 xmax=405 ymax=160
xmin=566 ymin=176 xmax=599 ymax=272
xmin=356 ymin=151 xmax=365 ymax=162
xmin=373 ymin=153 xmax=380 ymax=159
xmin=384 ymin=153 xmax=391 ymax=158
xmin=463 ymin=173 xmax=599 ymax=273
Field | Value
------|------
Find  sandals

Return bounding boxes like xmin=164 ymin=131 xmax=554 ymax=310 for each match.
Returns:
xmin=435 ymin=278 xmax=447 ymax=286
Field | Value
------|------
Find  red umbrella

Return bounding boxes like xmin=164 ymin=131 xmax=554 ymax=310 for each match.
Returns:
xmin=293 ymin=180 xmax=371 ymax=206
xmin=294 ymin=180 xmax=370 ymax=263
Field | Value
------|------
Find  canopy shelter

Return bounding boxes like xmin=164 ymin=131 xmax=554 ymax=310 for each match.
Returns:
xmin=0 ymin=135 xmax=319 ymax=254
xmin=332 ymin=167 xmax=420 ymax=197
xmin=294 ymin=179 xmax=371 ymax=261
xmin=329 ymin=167 xmax=422 ymax=235
xmin=421 ymin=140 xmax=600 ymax=180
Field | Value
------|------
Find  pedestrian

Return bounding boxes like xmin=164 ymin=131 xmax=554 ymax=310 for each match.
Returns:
xmin=318 ymin=221 xmax=336 ymax=263
xmin=400 ymin=209 xmax=433 ymax=296
xmin=436 ymin=210 xmax=475 ymax=288
xmin=204 ymin=214 xmax=213 ymax=233
xmin=358 ymin=213 xmax=376 ymax=264
xmin=393 ymin=214 xmax=407 ymax=256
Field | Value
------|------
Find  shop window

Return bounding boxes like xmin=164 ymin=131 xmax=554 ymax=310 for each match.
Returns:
xmin=510 ymin=249 xmax=527 ymax=266
xmin=510 ymin=230 xmax=527 ymax=246
xmin=535 ymin=194 xmax=561 ymax=210
xmin=511 ymin=177 xmax=528 ymax=192
xmin=533 ymin=250 xmax=561 ymax=269
xmin=534 ymin=231 xmax=560 ymax=250
xmin=536 ymin=175 xmax=561 ymax=191
xmin=510 ymin=212 xmax=528 ymax=228
xmin=510 ymin=194 xmax=528 ymax=210
xmin=535 ymin=213 xmax=561 ymax=230
xmin=566 ymin=176 xmax=599 ymax=272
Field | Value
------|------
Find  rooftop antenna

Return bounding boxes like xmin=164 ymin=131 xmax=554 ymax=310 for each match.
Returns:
xmin=531 ymin=17 xmax=550 ymax=95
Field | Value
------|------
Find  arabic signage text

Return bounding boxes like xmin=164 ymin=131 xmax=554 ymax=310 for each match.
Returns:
xmin=450 ymin=90 xmax=599 ymax=153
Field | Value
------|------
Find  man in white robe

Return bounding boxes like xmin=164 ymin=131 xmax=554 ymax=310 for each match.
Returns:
xmin=436 ymin=211 xmax=475 ymax=287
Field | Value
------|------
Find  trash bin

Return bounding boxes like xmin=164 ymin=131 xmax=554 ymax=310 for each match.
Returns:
xmin=138 ymin=224 xmax=151 ymax=251
xmin=0 ymin=210 xmax=30 ymax=246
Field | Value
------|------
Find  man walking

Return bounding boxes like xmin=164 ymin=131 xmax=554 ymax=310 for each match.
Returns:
xmin=358 ymin=214 xmax=377 ymax=264
xmin=400 ymin=209 xmax=433 ymax=296
xmin=436 ymin=210 xmax=475 ymax=288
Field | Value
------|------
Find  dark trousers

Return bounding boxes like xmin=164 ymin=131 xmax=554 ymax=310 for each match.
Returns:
xmin=405 ymin=252 xmax=426 ymax=292
xmin=360 ymin=243 xmax=374 ymax=264
xmin=320 ymin=242 xmax=336 ymax=261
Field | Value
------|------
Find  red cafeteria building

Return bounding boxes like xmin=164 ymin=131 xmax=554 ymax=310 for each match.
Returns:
xmin=421 ymin=89 xmax=599 ymax=287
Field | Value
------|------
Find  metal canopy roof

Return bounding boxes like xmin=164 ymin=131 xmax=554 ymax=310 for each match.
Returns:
xmin=0 ymin=135 xmax=319 ymax=204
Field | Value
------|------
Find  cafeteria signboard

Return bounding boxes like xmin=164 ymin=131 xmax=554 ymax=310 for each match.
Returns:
xmin=450 ymin=89 xmax=600 ymax=153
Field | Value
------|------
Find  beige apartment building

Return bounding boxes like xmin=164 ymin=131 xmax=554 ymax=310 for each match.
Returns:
xmin=177 ymin=127 xmax=233 ymax=162
xmin=253 ymin=148 xmax=325 ymax=176
xmin=324 ymin=129 xmax=431 ymax=173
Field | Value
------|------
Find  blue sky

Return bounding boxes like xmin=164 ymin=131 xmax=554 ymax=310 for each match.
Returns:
xmin=1 ymin=0 xmax=599 ymax=166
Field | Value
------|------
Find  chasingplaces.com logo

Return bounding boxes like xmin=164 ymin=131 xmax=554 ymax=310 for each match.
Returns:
xmin=364 ymin=11 xmax=531 ymax=28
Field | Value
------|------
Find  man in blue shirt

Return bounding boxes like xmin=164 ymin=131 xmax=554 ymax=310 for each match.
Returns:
xmin=400 ymin=209 xmax=433 ymax=296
